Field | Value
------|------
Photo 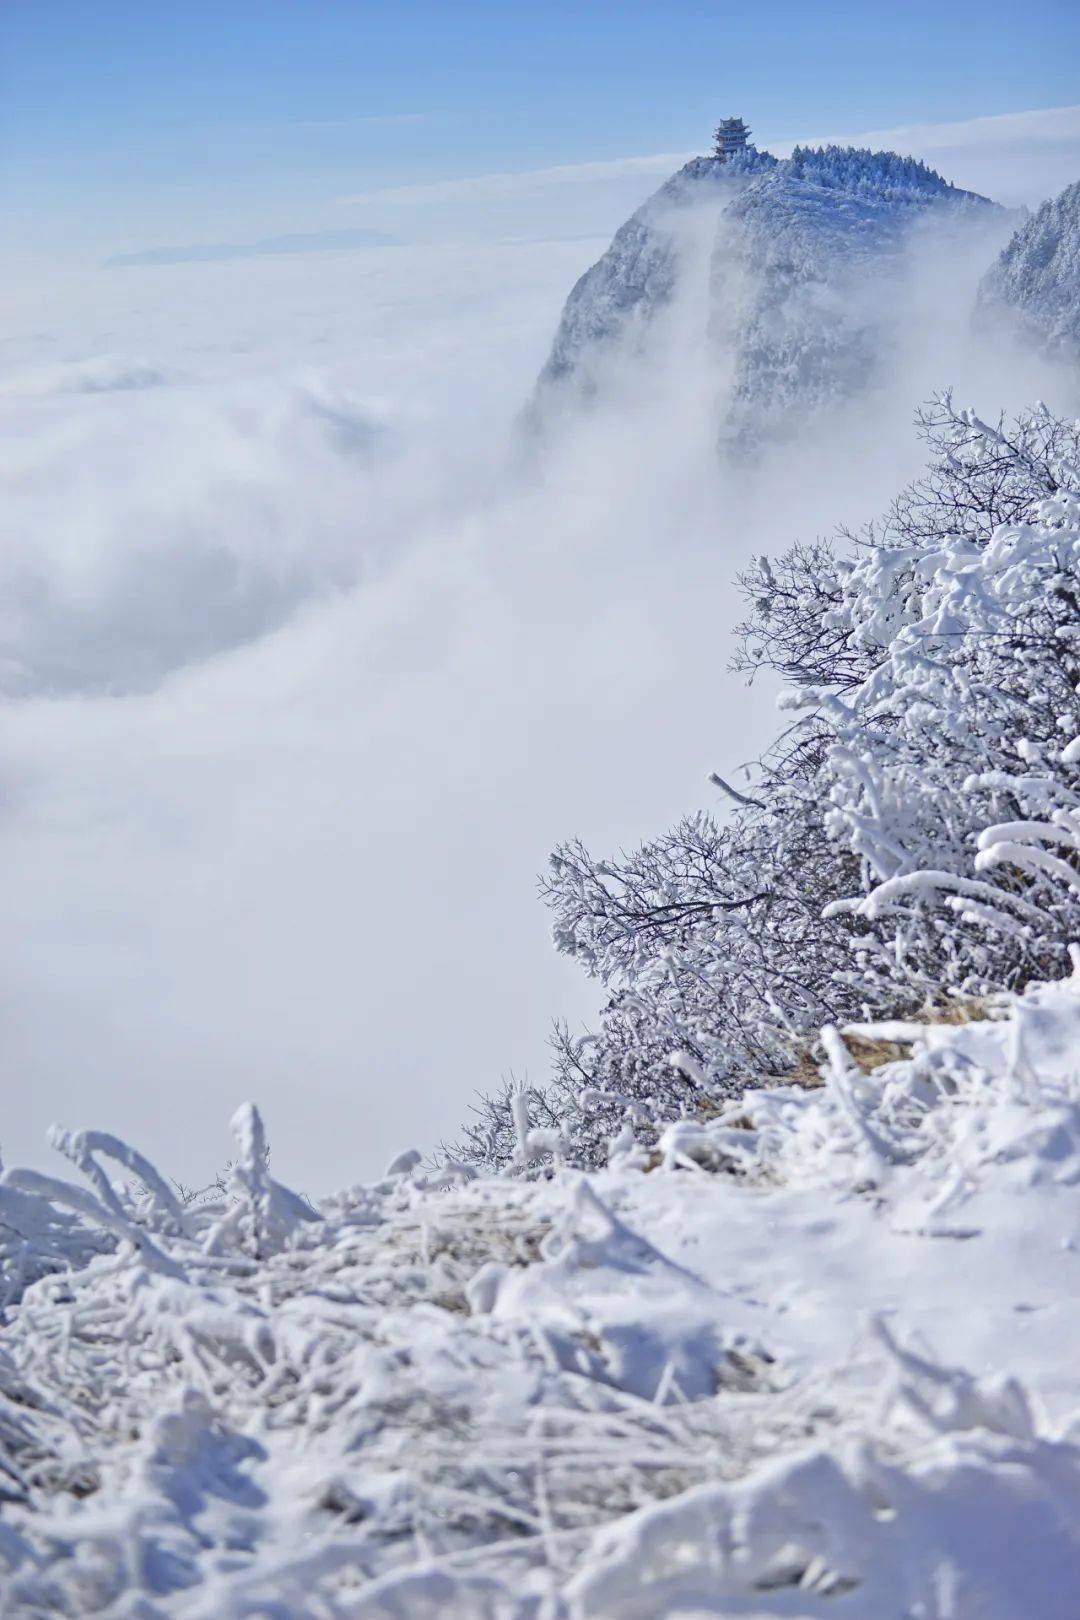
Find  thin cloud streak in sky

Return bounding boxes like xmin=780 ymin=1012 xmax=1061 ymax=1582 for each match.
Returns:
xmin=293 ymin=113 xmax=427 ymax=130
xmin=337 ymin=152 xmax=695 ymax=208
xmin=335 ymin=104 xmax=1080 ymax=222
xmin=797 ymin=103 xmax=1080 ymax=154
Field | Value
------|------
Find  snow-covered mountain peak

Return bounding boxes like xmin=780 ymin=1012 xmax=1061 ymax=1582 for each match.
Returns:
xmin=534 ymin=143 xmax=1000 ymax=437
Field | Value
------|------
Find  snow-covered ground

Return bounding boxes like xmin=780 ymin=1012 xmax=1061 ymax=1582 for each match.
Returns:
xmin=5 ymin=968 xmax=1080 ymax=1615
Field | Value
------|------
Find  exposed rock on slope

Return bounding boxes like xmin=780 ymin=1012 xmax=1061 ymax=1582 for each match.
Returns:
xmin=978 ymin=178 xmax=1080 ymax=361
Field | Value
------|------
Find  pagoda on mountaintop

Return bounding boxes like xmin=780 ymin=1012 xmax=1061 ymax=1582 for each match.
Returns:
xmin=713 ymin=116 xmax=751 ymax=161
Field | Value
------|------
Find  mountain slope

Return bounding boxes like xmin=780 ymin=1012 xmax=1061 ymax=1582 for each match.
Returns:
xmin=978 ymin=178 xmax=1080 ymax=360
xmin=535 ymin=145 xmax=998 ymax=435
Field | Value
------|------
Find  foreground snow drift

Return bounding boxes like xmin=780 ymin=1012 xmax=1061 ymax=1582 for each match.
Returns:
xmin=4 ymin=975 xmax=1080 ymax=1615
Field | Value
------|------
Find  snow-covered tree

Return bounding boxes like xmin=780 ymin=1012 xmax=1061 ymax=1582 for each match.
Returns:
xmin=819 ymin=398 xmax=1080 ymax=991
xmin=461 ymin=397 xmax=1080 ymax=1169
xmin=785 ymin=146 xmax=982 ymax=205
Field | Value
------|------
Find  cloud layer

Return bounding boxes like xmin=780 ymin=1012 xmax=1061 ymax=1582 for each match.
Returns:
xmin=105 ymin=228 xmax=395 ymax=268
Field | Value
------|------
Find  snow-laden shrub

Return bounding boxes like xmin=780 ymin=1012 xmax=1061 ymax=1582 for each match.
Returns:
xmin=461 ymin=397 xmax=1080 ymax=1169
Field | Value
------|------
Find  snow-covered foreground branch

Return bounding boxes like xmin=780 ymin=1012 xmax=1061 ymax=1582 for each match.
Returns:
xmin=5 ymin=974 xmax=1080 ymax=1615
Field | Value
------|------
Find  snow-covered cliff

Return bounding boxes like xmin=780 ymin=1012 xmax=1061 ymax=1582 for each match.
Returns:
xmin=978 ymin=178 xmax=1080 ymax=360
xmin=539 ymin=149 xmax=776 ymax=389
xmin=535 ymin=145 xmax=998 ymax=435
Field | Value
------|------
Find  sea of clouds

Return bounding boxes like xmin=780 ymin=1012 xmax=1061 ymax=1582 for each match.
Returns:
xmin=2 ymin=108 xmax=1078 ymax=1192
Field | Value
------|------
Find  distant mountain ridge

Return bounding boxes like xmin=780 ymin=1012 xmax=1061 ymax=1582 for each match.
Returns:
xmin=535 ymin=143 xmax=1000 ymax=435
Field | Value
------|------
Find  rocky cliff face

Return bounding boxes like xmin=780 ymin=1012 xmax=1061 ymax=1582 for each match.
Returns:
xmin=977 ymin=179 xmax=1080 ymax=361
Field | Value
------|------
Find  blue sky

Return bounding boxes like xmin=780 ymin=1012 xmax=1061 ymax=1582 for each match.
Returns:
xmin=3 ymin=0 xmax=1079 ymax=255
